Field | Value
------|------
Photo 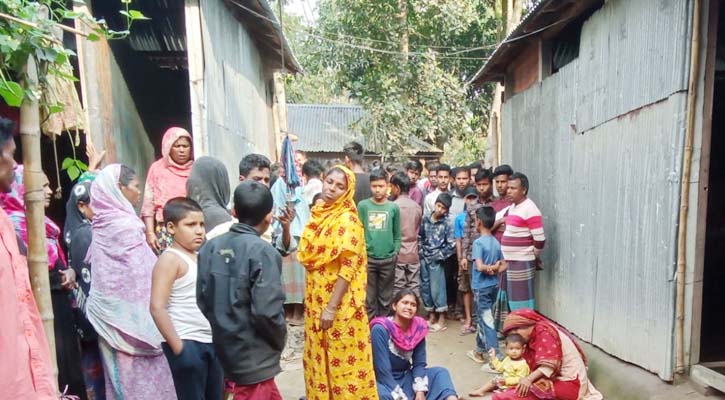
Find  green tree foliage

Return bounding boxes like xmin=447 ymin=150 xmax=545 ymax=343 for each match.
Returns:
xmin=282 ymin=0 xmax=501 ymax=162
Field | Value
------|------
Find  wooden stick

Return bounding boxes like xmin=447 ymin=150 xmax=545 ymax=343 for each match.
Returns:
xmin=20 ymin=55 xmax=58 ymax=380
xmin=0 ymin=11 xmax=88 ymax=37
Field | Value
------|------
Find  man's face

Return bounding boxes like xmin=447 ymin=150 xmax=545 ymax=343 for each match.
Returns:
xmin=239 ymin=167 xmax=271 ymax=188
xmin=476 ymin=178 xmax=493 ymax=200
xmin=454 ymin=171 xmax=469 ymax=192
xmin=370 ymin=179 xmax=388 ymax=202
xmin=295 ymin=152 xmax=307 ymax=167
xmin=0 ymin=140 xmax=17 ymax=193
xmin=437 ymin=170 xmax=450 ymax=191
xmin=494 ymin=174 xmax=509 ymax=198
xmin=428 ymin=171 xmax=438 ymax=188
xmin=507 ymin=178 xmax=527 ymax=204
xmin=433 ymin=202 xmax=447 ymax=219
xmin=406 ymin=169 xmax=420 ymax=183
xmin=465 ymin=196 xmax=478 ymax=207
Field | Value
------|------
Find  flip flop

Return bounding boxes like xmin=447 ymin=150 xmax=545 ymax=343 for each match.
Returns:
xmin=460 ymin=325 xmax=476 ymax=336
xmin=466 ymin=350 xmax=486 ymax=364
xmin=430 ymin=323 xmax=448 ymax=333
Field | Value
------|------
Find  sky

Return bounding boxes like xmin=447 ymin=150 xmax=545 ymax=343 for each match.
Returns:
xmin=284 ymin=0 xmax=319 ymax=24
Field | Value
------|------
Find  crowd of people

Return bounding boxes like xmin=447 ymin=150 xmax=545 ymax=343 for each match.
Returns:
xmin=0 ymin=114 xmax=602 ymax=400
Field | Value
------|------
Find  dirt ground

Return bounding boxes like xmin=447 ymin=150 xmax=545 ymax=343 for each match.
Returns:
xmin=277 ymin=320 xmax=494 ymax=399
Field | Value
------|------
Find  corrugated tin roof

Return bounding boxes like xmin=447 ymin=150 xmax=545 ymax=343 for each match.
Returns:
xmin=288 ymin=104 xmax=442 ymax=154
xmin=469 ymin=0 xmax=602 ymax=85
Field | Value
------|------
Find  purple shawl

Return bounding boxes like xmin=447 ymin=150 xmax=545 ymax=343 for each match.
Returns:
xmin=370 ymin=316 xmax=429 ymax=352
xmin=85 ymin=164 xmax=163 ymax=355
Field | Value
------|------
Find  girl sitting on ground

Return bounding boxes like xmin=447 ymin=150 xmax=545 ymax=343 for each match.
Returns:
xmin=371 ymin=289 xmax=459 ymax=400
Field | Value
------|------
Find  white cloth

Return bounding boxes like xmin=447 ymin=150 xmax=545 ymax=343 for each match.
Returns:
xmin=164 ymin=248 xmax=213 ymax=343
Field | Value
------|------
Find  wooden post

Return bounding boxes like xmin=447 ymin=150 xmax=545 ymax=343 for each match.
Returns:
xmin=185 ymin=0 xmax=207 ymax=157
xmin=20 ymin=56 xmax=57 ymax=375
xmin=273 ymin=72 xmax=288 ymax=160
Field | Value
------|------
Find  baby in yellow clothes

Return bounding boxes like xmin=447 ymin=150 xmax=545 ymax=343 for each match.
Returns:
xmin=469 ymin=333 xmax=530 ymax=397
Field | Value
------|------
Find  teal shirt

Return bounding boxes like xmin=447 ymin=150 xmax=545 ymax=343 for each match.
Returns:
xmin=358 ymin=199 xmax=401 ymax=259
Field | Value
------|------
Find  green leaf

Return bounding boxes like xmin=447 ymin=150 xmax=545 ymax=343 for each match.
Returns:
xmin=61 ymin=157 xmax=75 ymax=170
xmin=67 ymin=165 xmax=81 ymax=181
xmin=119 ymin=10 xmax=131 ymax=18
xmin=48 ymin=104 xmax=64 ymax=115
xmin=87 ymin=33 xmax=101 ymax=42
xmin=0 ymin=81 xmax=24 ymax=107
xmin=128 ymin=10 xmax=150 ymax=20
xmin=74 ymin=159 xmax=89 ymax=171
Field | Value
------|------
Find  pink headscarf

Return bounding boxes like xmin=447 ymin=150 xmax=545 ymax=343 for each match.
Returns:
xmin=141 ymin=127 xmax=193 ymax=222
xmin=370 ymin=316 xmax=429 ymax=352
xmin=0 ymin=165 xmax=66 ymax=270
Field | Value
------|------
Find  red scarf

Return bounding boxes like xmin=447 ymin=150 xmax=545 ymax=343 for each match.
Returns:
xmin=503 ymin=309 xmax=587 ymax=373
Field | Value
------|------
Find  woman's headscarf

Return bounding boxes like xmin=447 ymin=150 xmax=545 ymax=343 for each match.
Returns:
xmin=503 ymin=309 xmax=587 ymax=372
xmin=0 ymin=165 xmax=66 ymax=270
xmin=186 ymin=156 xmax=231 ymax=232
xmin=86 ymin=164 xmax=163 ymax=355
xmin=370 ymin=316 xmax=429 ymax=352
xmin=64 ymin=179 xmax=94 ymax=247
xmin=141 ymin=127 xmax=193 ymax=222
xmin=298 ymin=166 xmax=366 ymax=270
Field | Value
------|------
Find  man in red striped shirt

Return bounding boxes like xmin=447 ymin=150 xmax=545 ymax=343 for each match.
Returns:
xmin=501 ymin=172 xmax=545 ymax=310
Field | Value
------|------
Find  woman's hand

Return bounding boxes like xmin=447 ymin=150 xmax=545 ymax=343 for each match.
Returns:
xmin=60 ymin=268 xmax=77 ymax=290
xmin=146 ymin=231 xmax=160 ymax=252
xmin=320 ymin=307 xmax=336 ymax=330
xmin=86 ymin=140 xmax=106 ymax=172
xmin=516 ymin=376 xmax=533 ymax=397
xmin=414 ymin=391 xmax=426 ymax=400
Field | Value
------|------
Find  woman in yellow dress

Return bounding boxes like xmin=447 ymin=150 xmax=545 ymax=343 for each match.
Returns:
xmin=298 ymin=166 xmax=379 ymax=400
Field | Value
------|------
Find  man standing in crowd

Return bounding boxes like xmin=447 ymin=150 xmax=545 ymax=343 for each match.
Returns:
xmin=501 ymin=172 xmax=545 ymax=310
xmin=422 ymin=161 xmax=440 ymax=199
xmin=390 ymin=171 xmax=423 ymax=296
xmin=424 ymin=163 xmax=451 ymax=217
xmin=491 ymin=164 xmax=514 ymax=242
xmin=0 ymin=117 xmax=57 ymax=399
xmin=343 ymin=141 xmax=372 ymax=204
xmin=450 ymin=166 xmax=471 ymax=217
xmin=404 ymin=160 xmax=425 ymax=206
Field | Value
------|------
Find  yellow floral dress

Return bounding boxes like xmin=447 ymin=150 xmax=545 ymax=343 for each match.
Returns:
xmin=298 ymin=166 xmax=379 ymax=400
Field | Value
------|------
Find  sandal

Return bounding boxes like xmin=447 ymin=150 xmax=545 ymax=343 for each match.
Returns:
xmin=430 ymin=323 xmax=448 ymax=333
xmin=466 ymin=350 xmax=486 ymax=364
xmin=460 ymin=325 xmax=476 ymax=336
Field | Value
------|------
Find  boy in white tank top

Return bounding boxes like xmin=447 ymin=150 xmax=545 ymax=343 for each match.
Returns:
xmin=150 ymin=197 xmax=223 ymax=400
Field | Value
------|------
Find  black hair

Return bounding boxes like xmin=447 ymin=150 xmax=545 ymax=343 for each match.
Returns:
xmin=0 ymin=117 xmax=15 ymax=148
xmin=233 ymin=180 xmax=273 ymax=226
xmin=509 ymin=172 xmax=529 ymax=193
xmin=493 ymin=164 xmax=514 ymax=178
xmin=475 ymin=206 xmax=496 ymax=229
xmin=437 ymin=164 xmax=451 ymax=174
xmin=302 ymin=160 xmax=324 ymax=179
xmin=428 ymin=164 xmax=439 ymax=173
xmin=506 ymin=333 xmax=527 ymax=346
xmin=119 ymin=165 xmax=137 ymax=186
xmin=475 ymin=168 xmax=493 ymax=183
xmin=391 ymin=289 xmax=420 ymax=309
xmin=469 ymin=160 xmax=484 ymax=170
xmin=452 ymin=166 xmax=470 ymax=177
xmin=163 ymin=197 xmax=203 ymax=224
xmin=369 ymin=167 xmax=388 ymax=183
xmin=385 ymin=163 xmax=401 ymax=175
xmin=405 ymin=160 xmax=423 ymax=173
xmin=390 ymin=171 xmax=411 ymax=194
xmin=238 ymin=154 xmax=271 ymax=177
xmin=343 ymin=141 xmax=364 ymax=165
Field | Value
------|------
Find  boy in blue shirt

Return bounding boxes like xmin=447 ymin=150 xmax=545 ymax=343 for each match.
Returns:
xmin=466 ymin=206 xmax=506 ymax=364
xmin=454 ymin=186 xmax=479 ymax=334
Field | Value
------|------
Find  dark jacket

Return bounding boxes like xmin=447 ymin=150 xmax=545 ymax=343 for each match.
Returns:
xmin=197 ymin=222 xmax=287 ymax=385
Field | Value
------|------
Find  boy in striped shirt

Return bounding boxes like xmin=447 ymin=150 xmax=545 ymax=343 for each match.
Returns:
xmin=500 ymin=172 xmax=545 ymax=310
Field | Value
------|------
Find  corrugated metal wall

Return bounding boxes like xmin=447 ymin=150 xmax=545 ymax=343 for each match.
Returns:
xmin=199 ymin=0 xmax=276 ymax=191
xmin=501 ymin=0 xmax=693 ymax=380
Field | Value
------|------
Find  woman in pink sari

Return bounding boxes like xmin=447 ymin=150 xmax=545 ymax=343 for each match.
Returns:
xmin=493 ymin=309 xmax=602 ymax=400
xmin=142 ymin=127 xmax=193 ymax=252
xmin=86 ymin=164 xmax=176 ymax=399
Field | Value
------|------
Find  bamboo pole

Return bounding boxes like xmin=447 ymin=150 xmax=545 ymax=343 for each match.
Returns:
xmin=20 ymin=56 xmax=58 ymax=376
xmin=675 ymin=0 xmax=701 ymax=375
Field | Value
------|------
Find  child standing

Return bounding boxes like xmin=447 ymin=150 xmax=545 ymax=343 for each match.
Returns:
xmin=150 ymin=197 xmax=223 ymax=400
xmin=467 ymin=206 xmax=506 ymax=364
xmin=358 ymin=168 xmax=402 ymax=319
xmin=197 ymin=181 xmax=287 ymax=399
xmin=419 ymin=193 xmax=455 ymax=332
xmin=454 ymin=186 xmax=480 ymax=335
xmin=390 ymin=171 xmax=423 ymax=296
xmin=469 ymin=333 xmax=530 ymax=397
